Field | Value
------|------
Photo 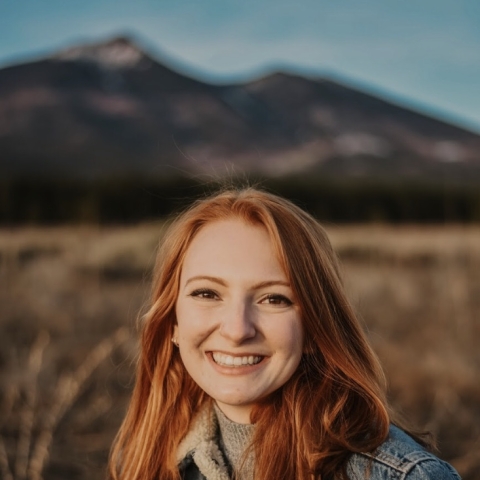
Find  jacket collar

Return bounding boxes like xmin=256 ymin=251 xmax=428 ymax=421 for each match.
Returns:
xmin=177 ymin=403 xmax=230 ymax=480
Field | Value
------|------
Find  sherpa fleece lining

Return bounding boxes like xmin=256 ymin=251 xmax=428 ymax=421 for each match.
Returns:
xmin=176 ymin=404 xmax=230 ymax=480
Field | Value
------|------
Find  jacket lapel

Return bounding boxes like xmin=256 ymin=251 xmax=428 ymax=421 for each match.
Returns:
xmin=177 ymin=403 xmax=230 ymax=480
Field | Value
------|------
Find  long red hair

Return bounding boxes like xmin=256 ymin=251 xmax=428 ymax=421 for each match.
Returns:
xmin=109 ymin=188 xmax=391 ymax=480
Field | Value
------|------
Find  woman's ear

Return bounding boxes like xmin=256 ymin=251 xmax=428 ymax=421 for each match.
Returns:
xmin=171 ymin=324 xmax=179 ymax=347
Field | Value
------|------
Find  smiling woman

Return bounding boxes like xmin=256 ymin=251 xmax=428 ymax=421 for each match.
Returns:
xmin=108 ymin=188 xmax=461 ymax=480
xmin=175 ymin=219 xmax=304 ymax=425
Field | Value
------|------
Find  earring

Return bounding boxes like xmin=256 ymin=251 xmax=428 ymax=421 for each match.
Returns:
xmin=171 ymin=336 xmax=179 ymax=347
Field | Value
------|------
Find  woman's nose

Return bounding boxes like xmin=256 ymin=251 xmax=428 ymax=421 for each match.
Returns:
xmin=219 ymin=303 xmax=256 ymax=344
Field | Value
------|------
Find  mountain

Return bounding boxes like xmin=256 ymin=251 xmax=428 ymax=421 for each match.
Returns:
xmin=1 ymin=35 xmax=479 ymax=181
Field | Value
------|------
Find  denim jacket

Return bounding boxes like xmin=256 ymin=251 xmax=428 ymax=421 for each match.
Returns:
xmin=177 ymin=406 xmax=461 ymax=480
xmin=346 ymin=425 xmax=461 ymax=480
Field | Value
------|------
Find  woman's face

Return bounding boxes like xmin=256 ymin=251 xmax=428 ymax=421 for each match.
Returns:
xmin=175 ymin=219 xmax=304 ymax=424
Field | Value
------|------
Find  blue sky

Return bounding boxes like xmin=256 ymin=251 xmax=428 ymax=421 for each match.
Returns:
xmin=1 ymin=0 xmax=479 ymax=132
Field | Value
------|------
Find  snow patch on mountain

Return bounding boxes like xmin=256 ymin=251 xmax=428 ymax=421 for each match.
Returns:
xmin=53 ymin=37 xmax=147 ymax=69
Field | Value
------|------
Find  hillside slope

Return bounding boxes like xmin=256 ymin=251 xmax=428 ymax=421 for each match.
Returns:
xmin=1 ymin=36 xmax=479 ymax=180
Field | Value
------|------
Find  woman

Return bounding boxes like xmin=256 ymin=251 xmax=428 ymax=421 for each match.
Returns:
xmin=108 ymin=188 xmax=460 ymax=480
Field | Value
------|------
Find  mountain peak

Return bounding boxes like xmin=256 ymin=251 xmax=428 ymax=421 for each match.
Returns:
xmin=53 ymin=35 xmax=148 ymax=69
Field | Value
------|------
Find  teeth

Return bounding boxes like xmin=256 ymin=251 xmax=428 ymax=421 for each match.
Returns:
xmin=212 ymin=353 xmax=262 ymax=367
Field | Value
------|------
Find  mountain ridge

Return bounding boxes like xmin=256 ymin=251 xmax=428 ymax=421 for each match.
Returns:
xmin=1 ymin=35 xmax=479 ymax=180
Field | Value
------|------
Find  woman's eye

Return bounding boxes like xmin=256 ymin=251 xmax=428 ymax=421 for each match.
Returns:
xmin=261 ymin=294 xmax=293 ymax=306
xmin=189 ymin=289 xmax=219 ymax=300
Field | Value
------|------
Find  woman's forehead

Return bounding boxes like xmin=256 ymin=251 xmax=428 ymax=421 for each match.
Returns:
xmin=180 ymin=219 xmax=289 ymax=284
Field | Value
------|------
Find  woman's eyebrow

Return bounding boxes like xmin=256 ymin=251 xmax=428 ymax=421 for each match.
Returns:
xmin=251 ymin=280 xmax=291 ymax=290
xmin=185 ymin=275 xmax=227 ymax=287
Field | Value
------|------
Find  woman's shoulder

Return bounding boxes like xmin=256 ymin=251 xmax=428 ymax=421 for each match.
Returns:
xmin=346 ymin=425 xmax=461 ymax=479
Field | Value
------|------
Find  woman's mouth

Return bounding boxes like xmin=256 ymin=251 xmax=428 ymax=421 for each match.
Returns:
xmin=211 ymin=352 xmax=263 ymax=367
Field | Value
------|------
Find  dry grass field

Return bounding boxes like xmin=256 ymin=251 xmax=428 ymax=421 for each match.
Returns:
xmin=0 ymin=223 xmax=479 ymax=480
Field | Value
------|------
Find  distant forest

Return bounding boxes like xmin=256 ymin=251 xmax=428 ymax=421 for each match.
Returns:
xmin=1 ymin=176 xmax=479 ymax=224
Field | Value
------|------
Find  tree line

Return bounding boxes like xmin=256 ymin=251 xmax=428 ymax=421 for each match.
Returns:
xmin=1 ymin=176 xmax=479 ymax=224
